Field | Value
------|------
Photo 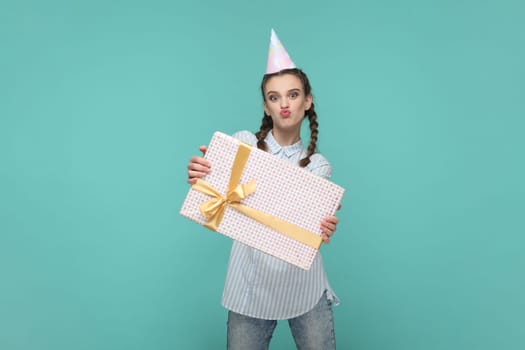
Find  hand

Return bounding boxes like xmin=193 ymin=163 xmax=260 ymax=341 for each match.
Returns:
xmin=187 ymin=145 xmax=210 ymax=185
xmin=320 ymin=204 xmax=341 ymax=244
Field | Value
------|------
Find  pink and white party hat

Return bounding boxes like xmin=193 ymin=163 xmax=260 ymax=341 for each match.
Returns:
xmin=266 ymin=28 xmax=296 ymax=74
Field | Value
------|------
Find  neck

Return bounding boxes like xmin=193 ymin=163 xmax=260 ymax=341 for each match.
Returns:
xmin=271 ymin=129 xmax=301 ymax=146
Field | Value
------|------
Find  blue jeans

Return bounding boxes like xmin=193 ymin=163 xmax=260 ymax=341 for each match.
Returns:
xmin=227 ymin=291 xmax=336 ymax=350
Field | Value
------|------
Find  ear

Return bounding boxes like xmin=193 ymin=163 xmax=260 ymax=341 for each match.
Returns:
xmin=305 ymin=94 xmax=313 ymax=111
xmin=263 ymin=101 xmax=270 ymax=116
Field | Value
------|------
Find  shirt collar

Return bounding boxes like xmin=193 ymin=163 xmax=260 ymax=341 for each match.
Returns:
xmin=265 ymin=130 xmax=303 ymax=157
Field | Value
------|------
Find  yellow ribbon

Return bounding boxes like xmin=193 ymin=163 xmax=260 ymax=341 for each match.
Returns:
xmin=191 ymin=142 xmax=322 ymax=250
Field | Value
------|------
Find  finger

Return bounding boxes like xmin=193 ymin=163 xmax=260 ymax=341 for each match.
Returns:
xmin=188 ymin=156 xmax=211 ymax=169
xmin=326 ymin=222 xmax=337 ymax=232
xmin=187 ymin=177 xmax=203 ymax=185
xmin=188 ymin=158 xmax=211 ymax=172
xmin=199 ymin=145 xmax=207 ymax=156
xmin=187 ymin=162 xmax=211 ymax=174
xmin=320 ymin=222 xmax=336 ymax=236
xmin=323 ymin=216 xmax=339 ymax=225
xmin=322 ymin=233 xmax=330 ymax=244
xmin=321 ymin=218 xmax=338 ymax=229
xmin=188 ymin=170 xmax=209 ymax=179
xmin=321 ymin=228 xmax=335 ymax=238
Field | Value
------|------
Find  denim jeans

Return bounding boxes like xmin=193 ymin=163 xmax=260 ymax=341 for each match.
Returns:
xmin=227 ymin=291 xmax=336 ymax=350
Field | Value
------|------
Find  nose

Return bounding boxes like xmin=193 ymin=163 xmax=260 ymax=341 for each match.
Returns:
xmin=280 ymin=97 xmax=289 ymax=109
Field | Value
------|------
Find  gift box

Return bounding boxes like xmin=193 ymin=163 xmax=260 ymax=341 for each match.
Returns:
xmin=180 ymin=131 xmax=345 ymax=270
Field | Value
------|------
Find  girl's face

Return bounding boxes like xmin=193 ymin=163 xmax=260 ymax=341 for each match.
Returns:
xmin=263 ymin=74 xmax=312 ymax=134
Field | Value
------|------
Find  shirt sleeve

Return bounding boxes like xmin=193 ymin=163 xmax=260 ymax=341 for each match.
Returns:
xmin=307 ymin=154 xmax=332 ymax=180
xmin=232 ymin=130 xmax=257 ymax=146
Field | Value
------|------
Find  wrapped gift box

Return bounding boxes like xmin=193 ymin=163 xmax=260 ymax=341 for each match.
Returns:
xmin=180 ymin=131 xmax=345 ymax=270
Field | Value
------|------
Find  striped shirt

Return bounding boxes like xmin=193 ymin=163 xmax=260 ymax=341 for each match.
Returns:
xmin=221 ymin=130 xmax=339 ymax=320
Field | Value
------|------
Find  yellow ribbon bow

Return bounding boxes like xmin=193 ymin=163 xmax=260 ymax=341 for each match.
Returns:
xmin=193 ymin=179 xmax=256 ymax=231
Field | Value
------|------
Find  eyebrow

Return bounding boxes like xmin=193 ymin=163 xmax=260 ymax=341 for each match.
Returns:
xmin=266 ymin=88 xmax=302 ymax=95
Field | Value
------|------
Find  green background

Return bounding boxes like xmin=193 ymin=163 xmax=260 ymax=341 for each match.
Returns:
xmin=1 ymin=0 xmax=524 ymax=349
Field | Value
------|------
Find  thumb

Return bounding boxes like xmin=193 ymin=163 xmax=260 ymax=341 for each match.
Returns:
xmin=199 ymin=145 xmax=207 ymax=156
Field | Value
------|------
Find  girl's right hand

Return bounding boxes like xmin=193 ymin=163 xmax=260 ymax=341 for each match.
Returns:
xmin=187 ymin=145 xmax=210 ymax=185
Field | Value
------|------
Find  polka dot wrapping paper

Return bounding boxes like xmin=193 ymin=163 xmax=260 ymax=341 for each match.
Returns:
xmin=180 ymin=132 xmax=345 ymax=270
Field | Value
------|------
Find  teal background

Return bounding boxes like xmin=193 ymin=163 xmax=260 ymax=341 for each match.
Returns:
xmin=1 ymin=0 xmax=524 ymax=349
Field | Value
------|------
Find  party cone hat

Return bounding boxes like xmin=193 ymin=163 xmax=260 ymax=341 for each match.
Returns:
xmin=266 ymin=28 xmax=296 ymax=74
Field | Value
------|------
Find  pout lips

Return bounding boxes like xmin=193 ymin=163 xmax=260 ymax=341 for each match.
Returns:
xmin=280 ymin=109 xmax=291 ymax=117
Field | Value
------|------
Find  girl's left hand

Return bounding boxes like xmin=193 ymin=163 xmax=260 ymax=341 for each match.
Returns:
xmin=320 ymin=204 xmax=341 ymax=244
xmin=320 ymin=216 xmax=339 ymax=244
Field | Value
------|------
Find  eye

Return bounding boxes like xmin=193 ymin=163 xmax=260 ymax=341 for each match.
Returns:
xmin=268 ymin=95 xmax=279 ymax=102
xmin=289 ymin=91 xmax=299 ymax=99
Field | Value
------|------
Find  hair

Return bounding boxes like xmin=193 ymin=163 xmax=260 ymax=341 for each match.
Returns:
xmin=255 ymin=68 xmax=319 ymax=168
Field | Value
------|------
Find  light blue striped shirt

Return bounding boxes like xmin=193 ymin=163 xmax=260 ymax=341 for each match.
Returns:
xmin=221 ymin=130 xmax=339 ymax=320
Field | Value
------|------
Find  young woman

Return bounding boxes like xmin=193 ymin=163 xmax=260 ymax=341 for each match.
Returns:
xmin=187 ymin=30 xmax=340 ymax=350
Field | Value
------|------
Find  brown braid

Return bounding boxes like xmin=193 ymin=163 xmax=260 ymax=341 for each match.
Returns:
xmin=256 ymin=68 xmax=319 ymax=167
xmin=255 ymin=114 xmax=273 ymax=151
xmin=299 ymin=103 xmax=318 ymax=167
